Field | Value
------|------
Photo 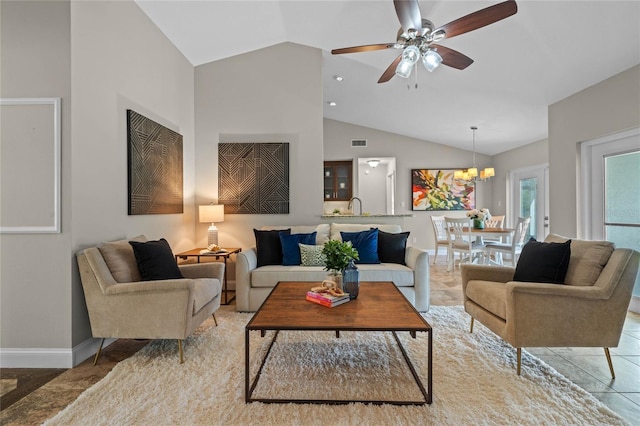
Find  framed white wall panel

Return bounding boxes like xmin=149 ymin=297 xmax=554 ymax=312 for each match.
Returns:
xmin=0 ymin=97 xmax=61 ymax=233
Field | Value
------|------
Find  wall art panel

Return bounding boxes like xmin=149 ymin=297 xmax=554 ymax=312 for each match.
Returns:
xmin=412 ymin=168 xmax=475 ymax=211
xmin=218 ymin=143 xmax=289 ymax=214
xmin=127 ymin=110 xmax=183 ymax=215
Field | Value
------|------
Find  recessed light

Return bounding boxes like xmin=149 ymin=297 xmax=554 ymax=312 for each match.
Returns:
xmin=333 ymin=75 xmax=344 ymax=82
xmin=328 ymin=101 xmax=337 ymax=106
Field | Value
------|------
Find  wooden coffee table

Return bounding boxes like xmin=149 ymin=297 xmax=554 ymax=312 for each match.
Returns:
xmin=245 ymin=281 xmax=432 ymax=405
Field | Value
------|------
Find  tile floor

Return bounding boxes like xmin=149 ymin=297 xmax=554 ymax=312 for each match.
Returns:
xmin=1 ymin=257 xmax=639 ymax=425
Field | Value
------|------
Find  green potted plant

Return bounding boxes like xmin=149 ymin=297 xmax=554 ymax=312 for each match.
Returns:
xmin=321 ymin=240 xmax=359 ymax=289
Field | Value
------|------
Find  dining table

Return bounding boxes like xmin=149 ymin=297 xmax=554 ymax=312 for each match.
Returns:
xmin=465 ymin=226 xmax=515 ymax=244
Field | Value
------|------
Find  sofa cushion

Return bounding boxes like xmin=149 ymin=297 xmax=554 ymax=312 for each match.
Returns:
xmin=254 ymin=229 xmax=291 ymax=267
xmin=377 ymin=230 xmax=410 ymax=265
xmin=357 ymin=263 xmax=414 ymax=287
xmin=330 ymin=223 xmax=402 ymax=242
xmin=466 ymin=280 xmax=507 ymax=320
xmin=341 ymin=229 xmax=380 ymax=264
xmin=261 ymin=224 xmax=330 ymax=245
xmin=280 ymin=232 xmax=317 ymax=265
xmin=299 ymin=244 xmax=326 ymax=266
xmin=252 ymin=265 xmax=328 ymax=287
xmin=129 ymin=238 xmax=183 ymax=281
xmin=98 ymin=235 xmax=147 ymax=283
xmin=513 ymin=238 xmax=571 ymax=284
xmin=192 ymin=278 xmax=221 ymax=314
xmin=544 ymin=234 xmax=615 ymax=286
xmin=250 ymin=263 xmax=415 ymax=288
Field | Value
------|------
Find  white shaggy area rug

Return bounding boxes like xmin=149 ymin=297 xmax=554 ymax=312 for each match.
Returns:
xmin=45 ymin=306 xmax=628 ymax=425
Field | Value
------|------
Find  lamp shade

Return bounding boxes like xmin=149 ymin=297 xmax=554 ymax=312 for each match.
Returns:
xmin=395 ymin=59 xmax=413 ymax=78
xmin=199 ymin=204 xmax=224 ymax=223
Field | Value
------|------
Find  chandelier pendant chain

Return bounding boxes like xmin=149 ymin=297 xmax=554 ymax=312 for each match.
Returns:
xmin=472 ymin=126 xmax=477 ymax=168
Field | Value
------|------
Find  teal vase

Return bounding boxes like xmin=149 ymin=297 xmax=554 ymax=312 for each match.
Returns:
xmin=473 ymin=218 xmax=485 ymax=229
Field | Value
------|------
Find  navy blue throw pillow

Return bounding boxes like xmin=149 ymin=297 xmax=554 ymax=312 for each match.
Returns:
xmin=513 ymin=238 xmax=571 ymax=284
xmin=377 ymin=230 xmax=410 ymax=265
xmin=129 ymin=238 xmax=183 ymax=281
xmin=280 ymin=232 xmax=317 ymax=265
xmin=254 ymin=229 xmax=291 ymax=267
xmin=341 ymin=228 xmax=380 ymax=264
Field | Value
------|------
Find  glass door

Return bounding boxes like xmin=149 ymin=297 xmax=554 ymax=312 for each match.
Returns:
xmin=511 ymin=165 xmax=549 ymax=240
xmin=583 ymin=127 xmax=640 ymax=310
xmin=604 ymin=151 xmax=640 ymax=251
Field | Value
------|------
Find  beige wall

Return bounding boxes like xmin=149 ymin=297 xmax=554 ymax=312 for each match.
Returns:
xmin=70 ymin=1 xmax=196 ymax=350
xmin=194 ymin=43 xmax=324 ymax=251
xmin=549 ymin=65 xmax=640 ymax=237
xmin=1 ymin=0 xmax=73 ymax=353
xmin=323 ymin=118 xmax=494 ymax=250
xmin=1 ymin=0 xmax=195 ymax=367
xmin=491 ymin=139 xmax=549 ymax=220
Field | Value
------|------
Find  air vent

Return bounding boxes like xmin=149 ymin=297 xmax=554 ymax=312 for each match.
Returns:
xmin=351 ymin=139 xmax=367 ymax=147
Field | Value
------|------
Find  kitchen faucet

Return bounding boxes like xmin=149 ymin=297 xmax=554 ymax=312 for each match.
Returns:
xmin=348 ymin=197 xmax=362 ymax=216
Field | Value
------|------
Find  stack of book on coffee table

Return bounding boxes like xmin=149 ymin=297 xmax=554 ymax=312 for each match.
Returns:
xmin=305 ymin=290 xmax=350 ymax=308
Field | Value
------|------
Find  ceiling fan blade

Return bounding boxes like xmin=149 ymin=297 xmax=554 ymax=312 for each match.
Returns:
xmin=430 ymin=45 xmax=474 ymax=70
xmin=331 ymin=43 xmax=396 ymax=55
xmin=434 ymin=0 xmax=517 ymax=41
xmin=394 ymin=0 xmax=422 ymax=34
xmin=378 ymin=54 xmax=403 ymax=83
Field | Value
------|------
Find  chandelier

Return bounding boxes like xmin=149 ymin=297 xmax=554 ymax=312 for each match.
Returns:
xmin=455 ymin=126 xmax=495 ymax=182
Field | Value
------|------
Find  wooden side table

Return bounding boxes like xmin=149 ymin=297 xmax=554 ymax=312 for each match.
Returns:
xmin=174 ymin=248 xmax=241 ymax=305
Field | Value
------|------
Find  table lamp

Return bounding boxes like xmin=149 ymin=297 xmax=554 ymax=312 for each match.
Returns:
xmin=199 ymin=204 xmax=225 ymax=246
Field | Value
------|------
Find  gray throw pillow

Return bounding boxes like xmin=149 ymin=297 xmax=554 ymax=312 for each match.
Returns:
xmin=299 ymin=244 xmax=326 ymax=266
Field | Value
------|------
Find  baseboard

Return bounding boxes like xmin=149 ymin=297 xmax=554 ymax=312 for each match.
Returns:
xmin=0 ymin=337 xmax=115 ymax=368
xmin=629 ymin=295 xmax=640 ymax=314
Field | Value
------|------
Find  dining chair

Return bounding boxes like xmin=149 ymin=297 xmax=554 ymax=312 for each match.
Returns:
xmin=430 ymin=215 xmax=449 ymax=264
xmin=484 ymin=215 xmax=506 ymax=244
xmin=444 ymin=217 xmax=485 ymax=272
xmin=484 ymin=217 xmax=531 ymax=266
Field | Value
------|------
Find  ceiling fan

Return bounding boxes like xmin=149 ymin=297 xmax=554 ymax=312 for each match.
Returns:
xmin=331 ymin=0 xmax=518 ymax=83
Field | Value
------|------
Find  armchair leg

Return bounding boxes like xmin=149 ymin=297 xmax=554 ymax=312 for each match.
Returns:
xmin=517 ymin=348 xmax=522 ymax=375
xmin=93 ymin=338 xmax=105 ymax=366
xmin=178 ymin=340 xmax=184 ymax=364
xmin=604 ymin=347 xmax=615 ymax=379
xmin=470 ymin=317 xmax=474 ymax=333
xmin=212 ymin=313 xmax=218 ymax=327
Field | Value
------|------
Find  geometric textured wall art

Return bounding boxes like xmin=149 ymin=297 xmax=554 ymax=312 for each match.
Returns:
xmin=218 ymin=143 xmax=289 ymax=214
xmin=411 ymin=168 xmax=475 ymax=211
xmin=127 ymin=110 xmax=183 ymax=215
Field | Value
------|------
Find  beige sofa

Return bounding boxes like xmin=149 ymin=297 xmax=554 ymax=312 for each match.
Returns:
xmin=461 ymin=233 xmax=639 ymax=376
xmin=77 ymin=235 xmax=224 ymax=363
xmin=236 ymin=223 xmax=430 ymax=312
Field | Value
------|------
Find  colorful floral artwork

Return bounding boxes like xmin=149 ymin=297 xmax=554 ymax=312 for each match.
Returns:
xmin=412 ymin=169 xmax=475 ymax=211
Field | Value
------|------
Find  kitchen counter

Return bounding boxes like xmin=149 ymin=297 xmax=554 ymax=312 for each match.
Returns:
xmin=321 ymin=214 xmax=415 ymax=218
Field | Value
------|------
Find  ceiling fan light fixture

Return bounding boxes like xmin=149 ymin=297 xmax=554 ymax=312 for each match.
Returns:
xmin=422 ymin=49 xmax=443 ymax=72
xmin=395 ymin=59 xmax=413 ymax=78
xmin=431 ymin=29 xmax=446 ymax=42
xmin=402 ymin=45 xmax=420 ymax=65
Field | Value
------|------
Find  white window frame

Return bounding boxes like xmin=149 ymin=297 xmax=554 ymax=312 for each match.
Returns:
xmin=580 ymin=127 xmax=640 ymax=240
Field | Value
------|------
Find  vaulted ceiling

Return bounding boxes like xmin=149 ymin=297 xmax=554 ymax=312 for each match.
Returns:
xmin=136 ymin=1 xmax=640 ymax=155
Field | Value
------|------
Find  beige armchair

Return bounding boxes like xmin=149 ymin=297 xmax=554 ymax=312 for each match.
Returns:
xmin=77 ymin=236 xmax=224 ymax=364
xmin=462 ymin=233 xmax=639 ymax=377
